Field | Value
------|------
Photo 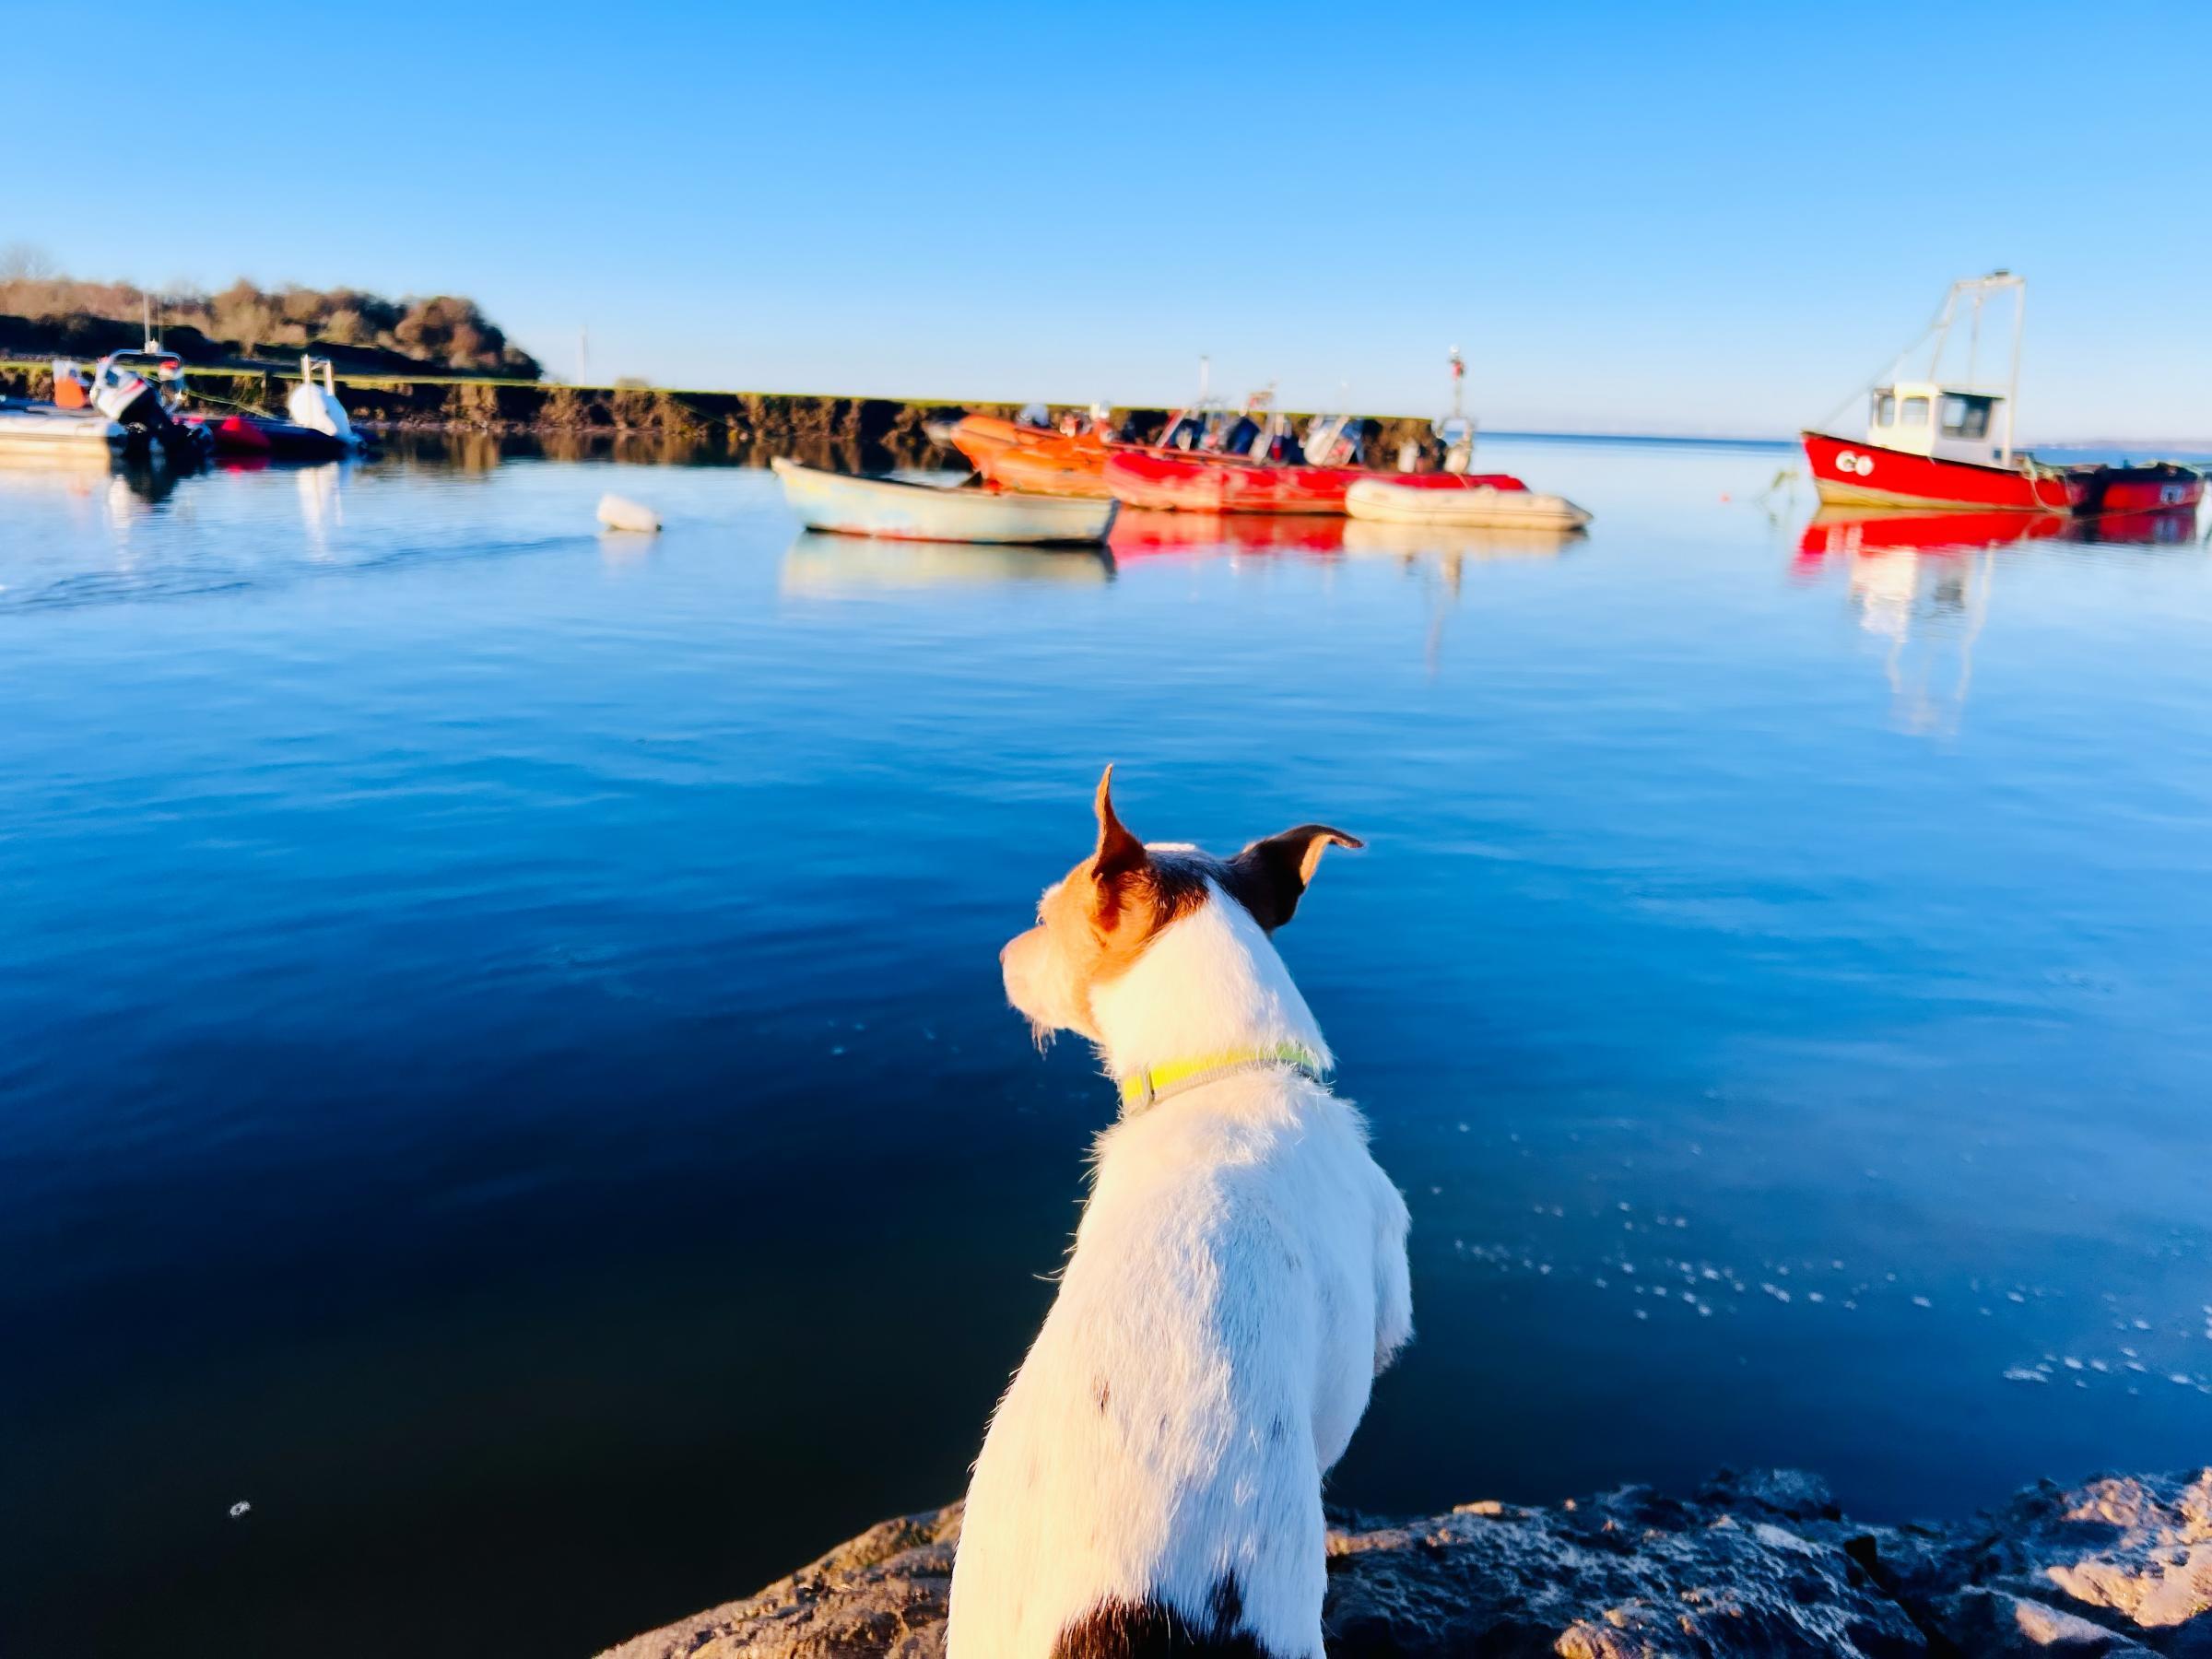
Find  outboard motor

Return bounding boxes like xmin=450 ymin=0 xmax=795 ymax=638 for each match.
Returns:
xmin=92 ymin=354 xmax=211 ymax=460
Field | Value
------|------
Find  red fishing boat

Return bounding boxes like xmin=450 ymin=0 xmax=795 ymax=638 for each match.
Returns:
xmin=1801 ymin=274 xmax=2202 ymax=516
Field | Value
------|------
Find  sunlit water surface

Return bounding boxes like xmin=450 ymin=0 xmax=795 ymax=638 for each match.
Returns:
xmin=3 ymin=441 xmax=2208 ymax=1657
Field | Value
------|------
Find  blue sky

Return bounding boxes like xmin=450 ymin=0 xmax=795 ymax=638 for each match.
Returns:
xmin=12 ymin=1 xmax=2206 ymax=438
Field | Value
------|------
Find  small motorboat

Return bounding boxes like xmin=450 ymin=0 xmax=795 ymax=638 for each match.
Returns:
xmin=2078 ymin=461 xmax=2203 ymax=515
xmin=771 ymin=457 xmax=1117 ymax=545
xmin=0 ymin=396 xmax=128 ymax=453
xmin=76 ymin=351 xmax=214 ymax=459
xmin=1345 ymin=474 xmax=1590 ymax=530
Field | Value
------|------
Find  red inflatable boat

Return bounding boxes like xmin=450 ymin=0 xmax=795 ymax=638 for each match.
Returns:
xmin=1103 ymin=450 xmax=1371 ymax=514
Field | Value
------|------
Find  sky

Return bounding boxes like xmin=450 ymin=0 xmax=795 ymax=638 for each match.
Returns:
xmin=9 ymin=0 xmax=2207 ymax=440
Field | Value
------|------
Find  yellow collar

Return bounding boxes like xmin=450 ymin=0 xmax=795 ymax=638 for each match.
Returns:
xmin=1118 ymin=1042 xmax=1328 ymax=1112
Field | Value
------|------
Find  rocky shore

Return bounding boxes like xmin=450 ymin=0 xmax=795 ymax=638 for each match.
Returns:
xmin=601 ymin=1468 xmax=2209 ymax=1659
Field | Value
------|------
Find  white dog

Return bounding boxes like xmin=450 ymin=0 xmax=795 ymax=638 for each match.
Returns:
xmin=947 ymin=768 xmax=1412 ymax=1659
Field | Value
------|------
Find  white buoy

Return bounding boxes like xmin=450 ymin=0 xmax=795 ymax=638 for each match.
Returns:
xmin=596 ymin=493 xmax=660 ymax=533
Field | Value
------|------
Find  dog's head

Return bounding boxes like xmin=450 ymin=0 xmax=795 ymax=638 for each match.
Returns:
xmin=1000 ymin=765 xmax=1360 ymax=1046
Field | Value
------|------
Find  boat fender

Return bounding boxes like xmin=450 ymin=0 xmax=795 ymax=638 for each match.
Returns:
xmin=597 ymin=493 xmax=661 ymax=533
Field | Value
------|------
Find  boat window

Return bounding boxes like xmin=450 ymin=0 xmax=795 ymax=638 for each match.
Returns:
xmin=1939 ymin=395 xmax=1991 ymax=440
xmin=1873 ymin=393 xmax=1896 ymax=427
xmin=1899 ymin=395 xmax=1930 ymax=429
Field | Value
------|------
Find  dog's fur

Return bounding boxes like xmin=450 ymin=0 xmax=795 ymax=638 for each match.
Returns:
xmin=947 ymin=769 xmax=1412 ymax=1659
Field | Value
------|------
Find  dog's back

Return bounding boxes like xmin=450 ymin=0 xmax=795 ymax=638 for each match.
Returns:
xmin=947 ymin=1069 xmax=1411 ymax=1659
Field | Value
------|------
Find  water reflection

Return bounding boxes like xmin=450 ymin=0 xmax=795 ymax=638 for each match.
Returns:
xmin=1797 ymin=506 xmax=2069 ymax=559
xmin=1340 ymin=519 xmax=1583 ymax=563
xmin=296 ymin=460 xmax=348 ymax=557
xmin=1794 ymin=504 xmax=2206 ymax=735
xmin=779 ymin=531 xmax=1114 ymax=594
xmin=1108 ymin=510 xmax=1346 ymax=559
xmin=1340 ymin=518 xmax=1583 ymax=674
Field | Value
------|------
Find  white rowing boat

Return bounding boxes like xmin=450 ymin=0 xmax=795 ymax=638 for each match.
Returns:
xmin=1345 ymin=476 xmax=1592 ymax=530
xmin=771 ymin=456 xmax=1117 ymax=546
xmin=0 ymin=400 xmax=128 ymax=453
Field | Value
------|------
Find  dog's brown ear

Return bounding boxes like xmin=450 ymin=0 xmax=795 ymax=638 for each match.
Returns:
xmin=1226 ymin=824 xmax=1362 ymax=931
xmin=1089 ymin=765 xmax=1150 ymax=927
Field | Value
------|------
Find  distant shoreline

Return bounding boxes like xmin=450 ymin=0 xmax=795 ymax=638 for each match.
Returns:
xmin=4 ymin=358 xmax=2202 ymax=464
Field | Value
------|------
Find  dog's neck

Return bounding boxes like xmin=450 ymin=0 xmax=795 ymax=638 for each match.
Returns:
xmin=1088 ymin=883 xmax=1331 ymax=1101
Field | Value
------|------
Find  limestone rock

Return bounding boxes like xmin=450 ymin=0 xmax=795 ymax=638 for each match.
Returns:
xmin=1927 ymin=1471 xmax=2212 ymax=1655
xmin=600 ymin=1470 xmax=2212 ymax=1659
xmin=597 ymin=1506 xmax=961 ymax=1659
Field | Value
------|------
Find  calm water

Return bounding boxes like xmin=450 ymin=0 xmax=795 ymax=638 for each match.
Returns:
xmin=4 ymin=441 xmax=2208 ymax=1657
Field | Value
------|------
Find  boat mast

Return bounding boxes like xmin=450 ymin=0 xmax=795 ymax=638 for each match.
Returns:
xmin=1924 ymin=271 xmax=2026 ymax=464
xmin=2002 ymin=276 xmax=2024 ymax=465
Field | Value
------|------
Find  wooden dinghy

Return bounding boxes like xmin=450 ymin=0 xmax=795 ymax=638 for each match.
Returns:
xmin=771 ymin=457 xmax=1117 ymax=546
xmin=1345 ymin=475 xmax=1592 ymax=530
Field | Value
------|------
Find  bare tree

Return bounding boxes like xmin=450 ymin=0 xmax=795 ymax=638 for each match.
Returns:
xmin=0 ymin=241 xmax=58 ymax=282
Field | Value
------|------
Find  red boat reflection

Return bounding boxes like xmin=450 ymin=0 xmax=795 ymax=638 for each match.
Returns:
xmin=1796 ymin=507 xmax=2069 ymax=564
xmin=1109 ymin=510 xmax=1346 ymax=559
xmin=1797 ymin=502 xmax=2203 ymax=566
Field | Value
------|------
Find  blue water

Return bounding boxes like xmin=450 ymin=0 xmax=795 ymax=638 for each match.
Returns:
xmin=4 ymin=443 xmax=2208 ymax=1657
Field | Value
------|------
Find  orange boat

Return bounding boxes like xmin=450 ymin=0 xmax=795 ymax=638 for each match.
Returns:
xmin=987 ymin=437 xmax=1114 ymax=499
xmin=947 ymin=414 xmax=1051 ymax=471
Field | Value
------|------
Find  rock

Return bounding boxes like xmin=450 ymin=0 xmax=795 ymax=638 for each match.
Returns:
xmin=601 ymin=1471 xmax=2212 ymax=1659
xmin=1322 ymin=1482 xmax=1924 ymax=1658
xmin=1923 ymin=1587 xmax=2155 ymax=1654
xmin=597 ymin=1505 xmax=961 ymax=1659
xmin=1921 ymin=1471 xmax=2212 ymax=1655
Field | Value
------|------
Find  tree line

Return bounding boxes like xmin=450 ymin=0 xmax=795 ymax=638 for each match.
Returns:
xmin=0 ymin=244 xmax=540 ymax=377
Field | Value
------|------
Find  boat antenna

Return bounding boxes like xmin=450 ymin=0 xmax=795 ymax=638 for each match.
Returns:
xmin=1449 ymin=344 xmax=1465 ymax=419
xmin=1197 ymin=354 xmax=1211 ymax=406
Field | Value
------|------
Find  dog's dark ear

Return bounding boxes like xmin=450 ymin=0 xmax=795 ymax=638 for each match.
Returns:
xmin=1226 ymin=824 xmax=1362 ymax=931
xmin=1089 ymin=765 xmax=1149 ymax=925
